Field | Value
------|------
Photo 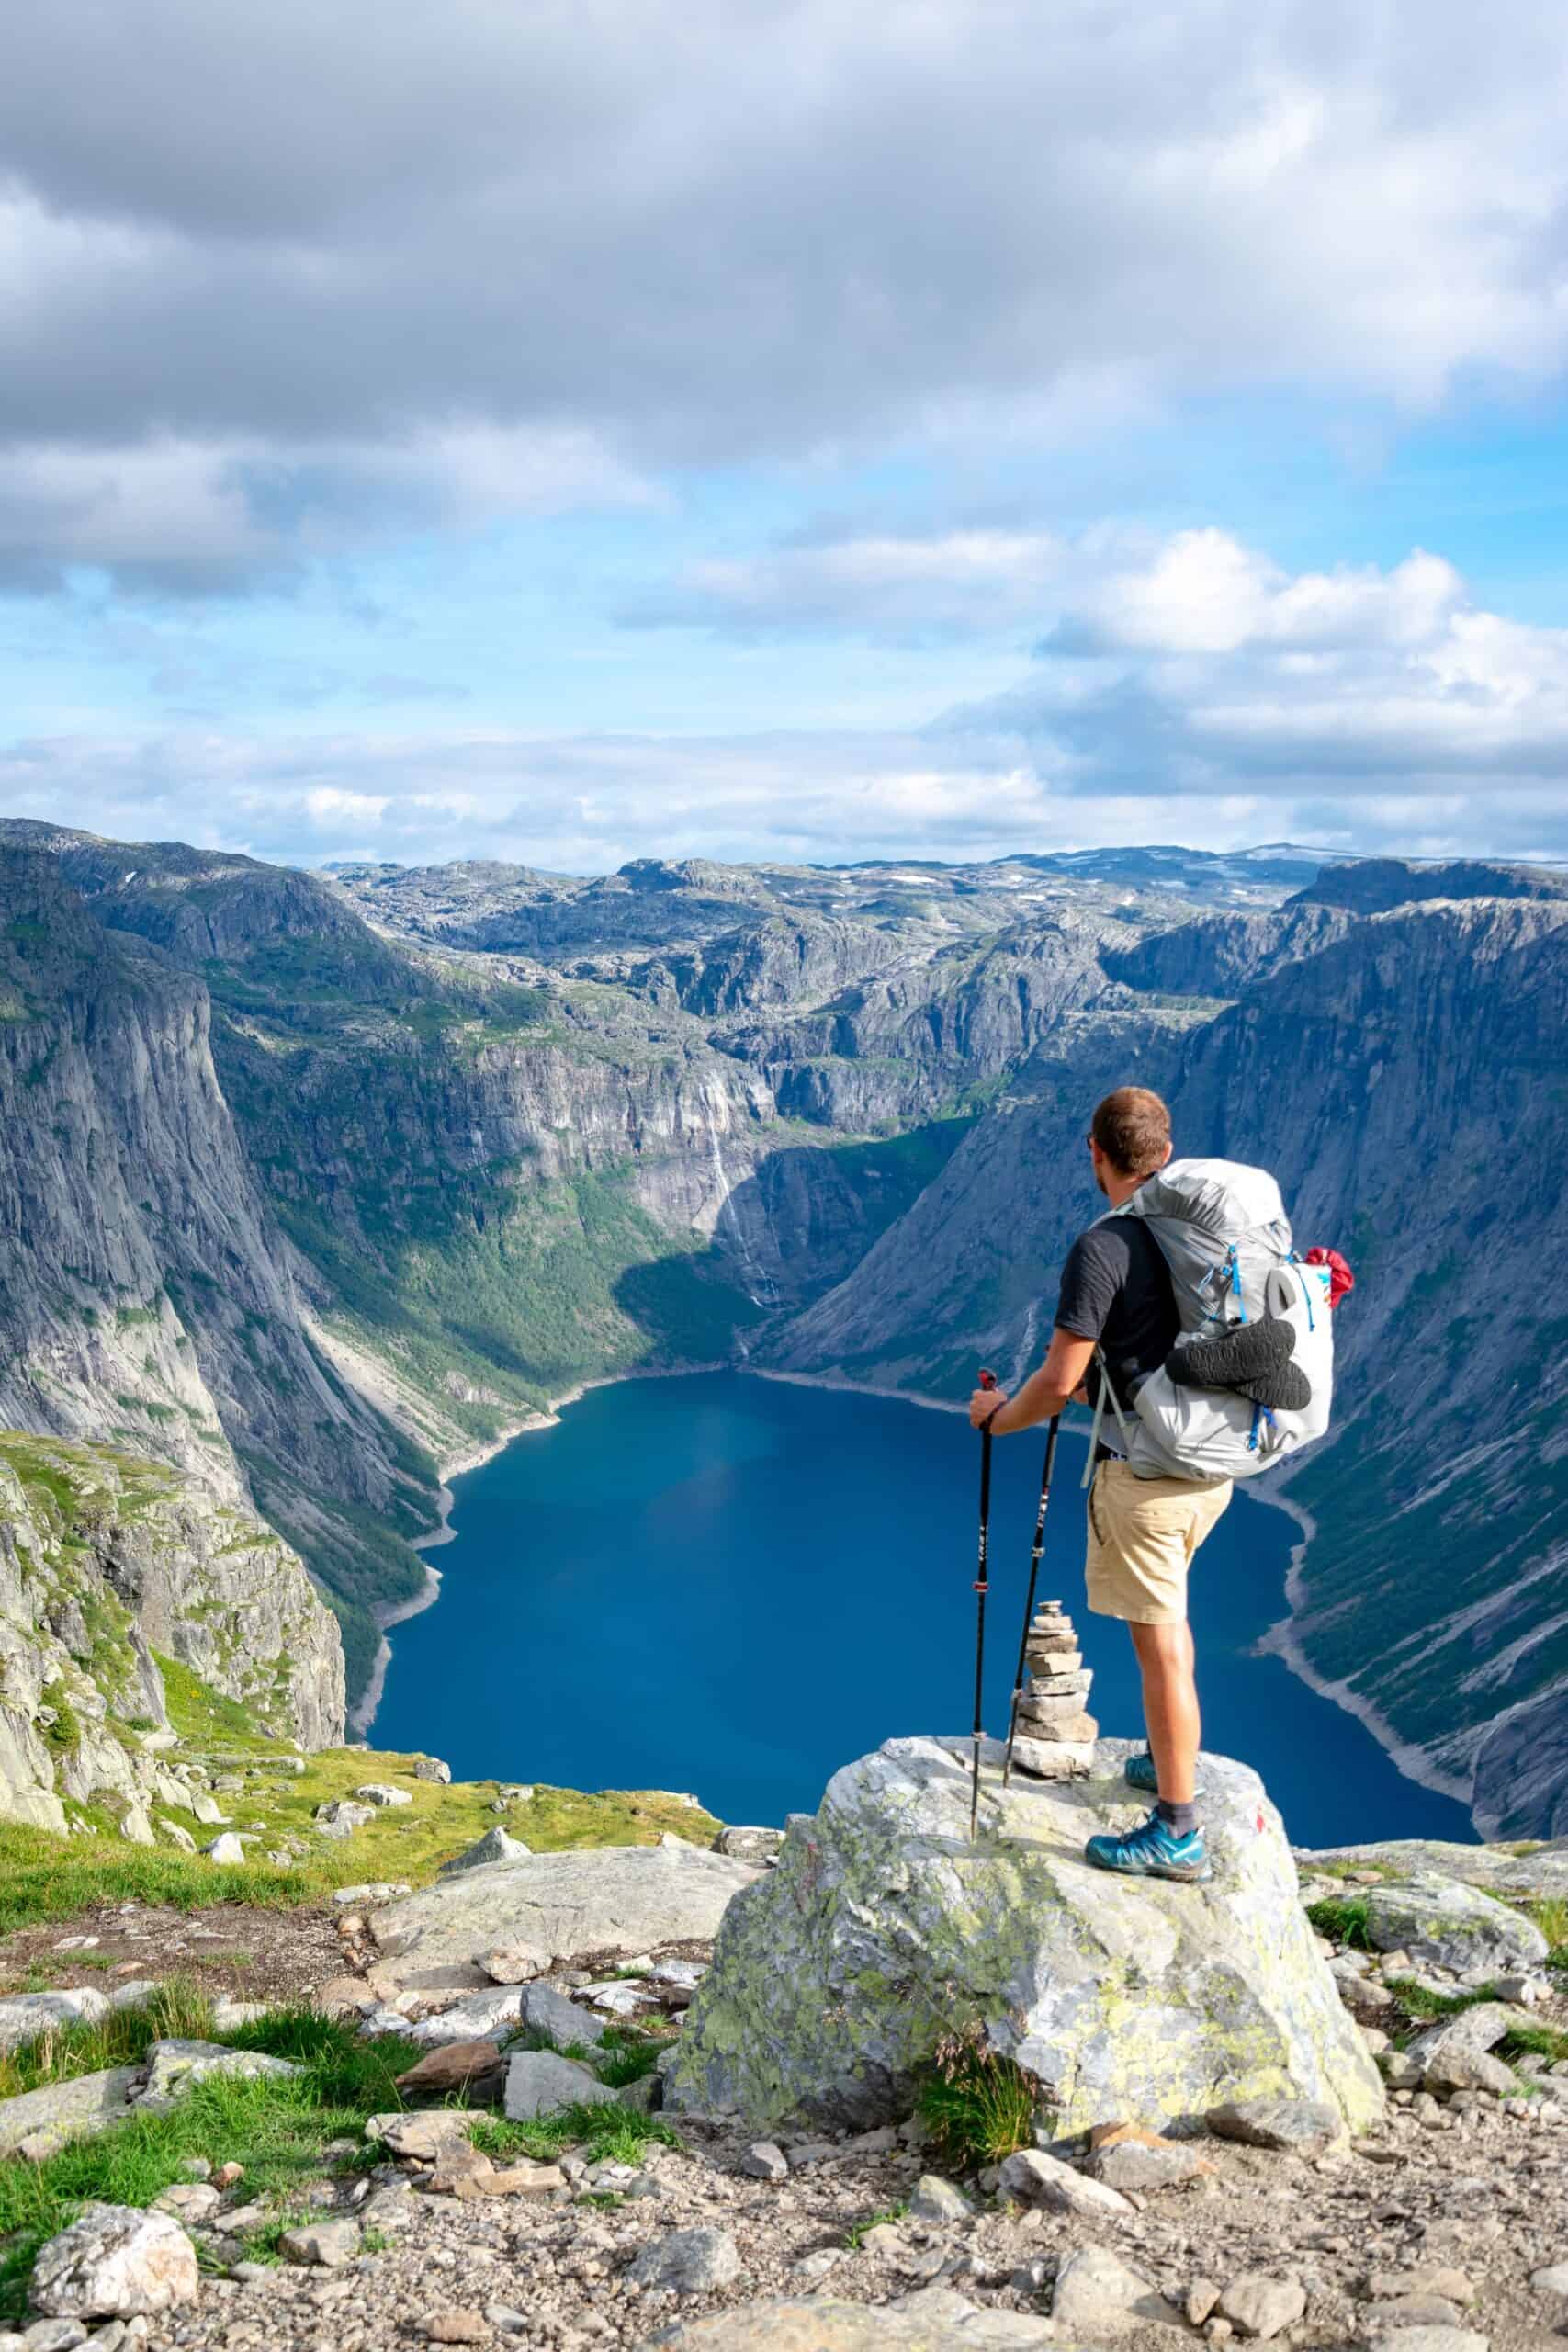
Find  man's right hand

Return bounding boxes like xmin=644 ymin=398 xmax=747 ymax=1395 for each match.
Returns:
xmin=969 ymin=1385 xmax=1009 ymax=1430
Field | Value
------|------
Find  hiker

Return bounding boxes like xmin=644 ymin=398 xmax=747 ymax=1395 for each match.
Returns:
xmin=967 ymin=1087 xmax=1233 ymax=1885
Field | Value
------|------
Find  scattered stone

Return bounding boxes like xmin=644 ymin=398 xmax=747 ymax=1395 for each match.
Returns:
xmin=135 ymin=2041 xmax=301 ymax=2111
xmin=998 ymin=2145 xmax=1134 ymax=2217
xmin=1365 ymin=2334 xmax=1487 ymax=2352
xmin=1369 ymin=2269 xmax=1475 ymax=2307
xmin=209 ymin=1997 xmax=266 ymax=2032
xmin=29 ymin=2205 xmax=199 ymax=2318
xmin=394 ymin=2041 xmax=507 ymax=2102
xmin=1421 ymin=2049 xmax=1516 ymax=2098
xmin=486 ymin=2162 xmax=567 ymax=2198
xmin=1206 ymin=2096 xmax=1345 ymax=2155
xmin=398 ymin=1986 xmax=525 ymax=2048
xmin=412 ymin=1758 xmax=453 ymax=1783
xmin=626 ymin=2226 xmax=743 ymax=2295
xmin=201 ymin=1833 xmax=245 ymax=1866
xmin=212 ymin=2164 xmax=244 ymax=2190
xmin=313 ymin=1799 xmax=376 ymax=1839
xmin=365 ymin=2110 xmax=476 ymax=2160
xmin=1363 ymin=1874 xmax=1550 ymax=1973
xmin=1089 ymin=2136 xmax=1209 ymax=2190
xmin=278 ymin=2219 xmax=362 ymax=2267
xmin=741 ymin=2142 xmax=790 ymax=2182
xmin=1188 ymin=2279 xmax=1224 ymax=2326
xmin=479 ymin=1947 xmax=546 ymax=1984
xmin=502 ymin=2050 xmax=616 ymax=2120
xmin=587 ymin=1979 xmax=653 ymax=2018
xmin=714 ymin=1827 xmax=785 ymax=1864
xmin=51 ymin=1936 xmax=98 ymax=1953
xmin=423 ymin=2316 xmax=489 ymax=2346
xmin=152 ymin=2184 xmax=219 ymax=2224
xmin=0 ymin=1992 xmax=108 ymax=2052
xmin=1368 ymin=2296 xmax=1467 ymax=2328
xmin=1051 ymin=2245 xmax=1180 ymax=2334
xmin=518 ymin=1982 xmax=606 ymax=2048
xmin=20 ymin=2321 xmax=89 ymax=2352
xmin=1215 ymin=2274 xmax=1307 ymax=2340
xmin=331 ymin=1882 xmax=411 ymax=1905
xmin=355 ymin=1782 xmax=413 ymax=1807
xmin=907 ymin=2173 xmax=971 ymax=2221
xmin=436 ymin=1828 xmax=533 ymax=1876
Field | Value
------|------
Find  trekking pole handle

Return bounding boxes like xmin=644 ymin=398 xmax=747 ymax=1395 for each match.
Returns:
xmin=975 ymin=1370 xmax=997 ymax=1590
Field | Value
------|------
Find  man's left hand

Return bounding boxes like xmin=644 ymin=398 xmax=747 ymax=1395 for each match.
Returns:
xmin=969 ymin=1385 xmax=1008 ymax=1430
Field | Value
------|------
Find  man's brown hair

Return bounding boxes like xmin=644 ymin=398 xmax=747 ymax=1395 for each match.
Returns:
xmin=1090 ymin=1085 xmax=1171 ymax=1179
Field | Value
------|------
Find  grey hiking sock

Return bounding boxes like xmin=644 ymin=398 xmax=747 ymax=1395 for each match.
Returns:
xmin=1156 ymin=1798 xmax=1200 ymax=1838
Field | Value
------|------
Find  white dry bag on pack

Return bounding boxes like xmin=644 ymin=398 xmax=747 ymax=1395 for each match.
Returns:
xmin=1089 ymin=1157 xmax=1334 ymax=1482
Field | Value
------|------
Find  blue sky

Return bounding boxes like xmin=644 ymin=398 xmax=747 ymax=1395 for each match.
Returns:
xmin=6 ymin=2 xmax=1568 ymax=873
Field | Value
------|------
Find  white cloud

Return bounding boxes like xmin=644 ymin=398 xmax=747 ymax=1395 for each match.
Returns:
xmin=5 ymin=1 xmax=1568 ymax=580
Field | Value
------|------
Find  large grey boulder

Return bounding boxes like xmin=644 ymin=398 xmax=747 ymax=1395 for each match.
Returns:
xmin=664 ymin=1736 xmax=1383 ymax=2135
xmin=1362 ymin=1872 xmax=1549 ymax=1973
xmin=369 ymin=1839 xmax=761 ymax=1982
xmin=29 ymin=2204 xmax=199 ymax=2318
xmin=0 ymin=2067 xmax=140 ymax=2158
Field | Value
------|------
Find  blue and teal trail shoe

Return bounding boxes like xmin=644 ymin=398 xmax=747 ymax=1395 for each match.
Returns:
xmin=1124 ymin=1751 xmax=1206 ymax=1798
xmin=1085 ymin=1807 xmax=1213 ymax=1883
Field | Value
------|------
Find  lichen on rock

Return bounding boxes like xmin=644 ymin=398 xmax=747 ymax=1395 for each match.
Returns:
xmin=664 ymin=1735 xmax=1384 ymax=2135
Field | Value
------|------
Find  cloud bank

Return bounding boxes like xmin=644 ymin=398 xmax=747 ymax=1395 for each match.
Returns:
xmin=10 ymin=527 xmax=1568 ymax=870
xmin=6 ymin=0 xmax=1568 ymax=582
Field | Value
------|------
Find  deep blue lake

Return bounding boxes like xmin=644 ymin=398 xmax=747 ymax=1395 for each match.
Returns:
xmin=373 ymin=1371 xmax=1474 ymax=1849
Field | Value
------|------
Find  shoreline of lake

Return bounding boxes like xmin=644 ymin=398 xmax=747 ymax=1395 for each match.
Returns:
xmin=367 ymin=1369 xmax=1475 ymax=1844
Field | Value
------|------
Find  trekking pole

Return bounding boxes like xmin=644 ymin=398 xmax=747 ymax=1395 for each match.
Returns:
xmin=1001 ymin=1414 xmax=1061 ymax=1789
xmin=969 ymin=1369 xmax=998 ymax=1842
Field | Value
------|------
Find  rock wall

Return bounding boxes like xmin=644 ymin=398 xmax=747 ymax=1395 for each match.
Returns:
xmin=0 ymin=1433 xmax=344 ymax=1835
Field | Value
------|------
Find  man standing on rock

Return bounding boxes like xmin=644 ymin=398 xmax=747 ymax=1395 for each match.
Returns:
xmin=968 ymin=1086 xmax=1228 ymax=1884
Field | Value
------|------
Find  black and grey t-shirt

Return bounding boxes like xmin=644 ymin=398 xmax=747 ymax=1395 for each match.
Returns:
xmin=1055 ymin=1216 xmax=1179 ymax=1453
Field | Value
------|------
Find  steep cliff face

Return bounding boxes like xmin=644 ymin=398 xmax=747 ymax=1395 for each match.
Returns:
xmin=0 ymin=847 xmax=435 ymax=1696
xmin=0 ymin=1434 xmax=344 ymax=1836
xmin=769 ymin=895 xmax=1568 ymax=1834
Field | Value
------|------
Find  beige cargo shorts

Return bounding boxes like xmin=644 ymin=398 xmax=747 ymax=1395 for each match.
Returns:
xmin=1085 ymin=1457 xmax=1233 ymax=1625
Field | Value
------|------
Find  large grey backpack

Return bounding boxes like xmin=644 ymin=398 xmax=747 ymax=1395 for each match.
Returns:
xmin=1086 ymin=1158 xmax=1334 ymax=1482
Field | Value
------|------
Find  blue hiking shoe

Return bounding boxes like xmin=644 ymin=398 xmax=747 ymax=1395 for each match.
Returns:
xmin=1085 ymin=1808 xmax=1213 ymax=1883
xmin=1124 ymin=1751 xmax=1207 ymax=1798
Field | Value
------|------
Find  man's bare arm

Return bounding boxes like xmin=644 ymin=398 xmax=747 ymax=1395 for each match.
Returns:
xmin=967 ymin=1329 xmax=1096 ymax=1434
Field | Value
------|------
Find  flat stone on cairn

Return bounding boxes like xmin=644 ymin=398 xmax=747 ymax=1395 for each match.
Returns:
xmin=1011 ymin=1598 xmax=1098 ymax=1780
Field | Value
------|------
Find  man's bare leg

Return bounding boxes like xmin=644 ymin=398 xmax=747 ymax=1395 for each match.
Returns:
xmin=1128 ymin=1620 xmax=1200 ymax=1805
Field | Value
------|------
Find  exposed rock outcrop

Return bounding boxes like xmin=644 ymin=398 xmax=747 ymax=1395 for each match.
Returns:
xmin=0 ymin=1432 xmax=344 ymax=1829
xmin=665 ymin=1736 xmax=1382 ymax=2134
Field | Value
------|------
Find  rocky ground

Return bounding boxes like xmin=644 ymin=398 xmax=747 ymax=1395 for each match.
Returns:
xmin=0 ymin=1906 xmax=343 ymax=2009
xmin=1 ymin=1765 xmax=1565 ymax=2352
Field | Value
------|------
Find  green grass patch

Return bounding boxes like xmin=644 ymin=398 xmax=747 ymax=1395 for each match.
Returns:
xmin=1497 ymin=2022 xmax=1568 ymax=2067
xmin=916 ymin=2030 xmax=1039 ymax=2171
xmin=0 ymin=1821 xmax=312 ymax=1936
xmin=0 ymin=1981 xmax=215 ymax=2099
xmin=0 ymin=2012 xmax=423 ymax=2321
xmin=1305 ymin=1896 xmax=1371 ymax=1949
xmin=469 ymin=2102 xmax=678 ymax=2170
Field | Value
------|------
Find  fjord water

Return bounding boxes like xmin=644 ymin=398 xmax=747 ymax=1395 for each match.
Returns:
xmin=374 ymin=1372 xmax=1473 ymax=1848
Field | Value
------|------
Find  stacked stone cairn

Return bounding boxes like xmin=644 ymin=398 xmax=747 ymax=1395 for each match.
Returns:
xmin=1010 ymin=1596 xmax=1098 ymax=1780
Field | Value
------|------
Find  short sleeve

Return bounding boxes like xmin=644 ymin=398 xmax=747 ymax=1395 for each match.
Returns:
xmin=1055 ymin=1225 xmax=1127 ymax=1341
